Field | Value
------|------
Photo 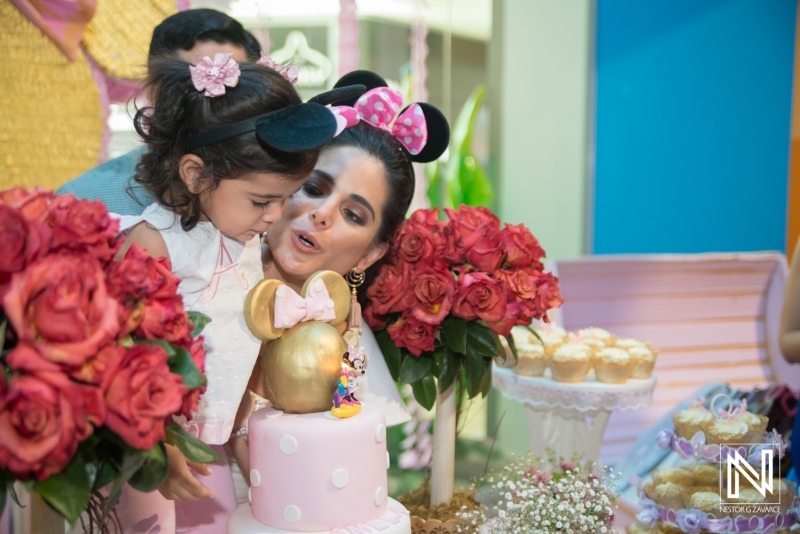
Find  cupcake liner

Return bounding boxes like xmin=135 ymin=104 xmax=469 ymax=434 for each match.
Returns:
xmin=550 ymin=360 xmax=590 ymax=383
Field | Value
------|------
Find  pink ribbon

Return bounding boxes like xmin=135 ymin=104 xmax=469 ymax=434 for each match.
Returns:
xmin=190 ymin=53 xmax=240 ymax=97
xmin=332 ymin=87 xmax=428 ymax=155
xmin=256 ymin=52 xmax=300 ymax=85
xmin=273 ymin=279 xmax=336 ymax=329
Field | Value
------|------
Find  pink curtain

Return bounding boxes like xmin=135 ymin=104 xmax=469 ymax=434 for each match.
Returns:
xmin=338 ymin=0 xmax=360 ymax=76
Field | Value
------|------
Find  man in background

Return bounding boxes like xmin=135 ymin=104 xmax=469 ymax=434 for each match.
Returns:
xmin=57 ymin=9 xmax=260 ymax=215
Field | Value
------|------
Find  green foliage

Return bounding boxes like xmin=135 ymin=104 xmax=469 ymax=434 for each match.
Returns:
xmin=127 ymin=443 xmax=169 ymax=493
xmin=376 ymin=329 xmax=401 ymax=381
xmin=165 ymin=422 xmax=223 ymax=464
xmin=411 ymin=376 xmax=437 ymax=411
xmin=33 ymin=454 xmax=91 ymax=526
xmin=427 ymin=84 xmax=492 ymax=209
xmin=188 ymin=312 xmax=212 ymax=337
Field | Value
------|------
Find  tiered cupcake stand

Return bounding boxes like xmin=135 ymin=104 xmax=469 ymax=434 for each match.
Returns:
xmin=493 ymin=366 xmax=657 ymax=463
xmin=632 ymin=395 xmax=798 ymax=533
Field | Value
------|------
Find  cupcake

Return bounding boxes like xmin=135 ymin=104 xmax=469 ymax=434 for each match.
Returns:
xmin=574 ymin=327 xmax=615 ymax=354
xmin=594 ymin=347 xmax=633 ymax=383
xmin=657 ymin=524 xmax=682 ymax=534
xmin=688 ymin=490 xmax=723 ymax=518
xmin=534 ymin=324 xmax=567 ymax=356
xmin=736 ymin=409 xmax=768 ymax=442
xmin=550 ymin=343 xmax=591 ymax=383
xmin=628 ymin=344 xmax=657 ymax=378
xmin=514 ymin=342 xmax=548 ymax=377
xmin=705 ymin=416 xmax=749 ymax=445
xmin=776 ymin=479 xmax=796 ymax=513
xmin=672 ymin=400 xmax=713 ymax=440
xmin=732 ymin=488 xmax=765 ymax=506
xmin=616 ymin=337 xmax=647 ymax=350
xmin=688 ymin=464 xmax=720 ymax=487
xmin=650 ymin=481 xmax=684 ymax=510
xmin=681 ymin=485 xmax=720 ymax=509
xmin=652 ymin=467 xmax=694 ymax=487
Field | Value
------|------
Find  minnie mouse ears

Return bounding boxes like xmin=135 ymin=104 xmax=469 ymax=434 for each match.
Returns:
xmin=185 ymin=84 xmax=369 ymax=152
xmin=332 ymin=70 xmax=450 ymax=164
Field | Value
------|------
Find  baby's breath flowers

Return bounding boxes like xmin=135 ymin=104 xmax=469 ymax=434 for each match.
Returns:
xmin=456 ymin=452 xmax=621 ymax=534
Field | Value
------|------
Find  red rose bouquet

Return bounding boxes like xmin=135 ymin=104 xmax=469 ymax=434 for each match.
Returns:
xmin=366 ymin=205 xmax=563 ymax=408
xmin=0 ymin=187 xmax=217 ymax=527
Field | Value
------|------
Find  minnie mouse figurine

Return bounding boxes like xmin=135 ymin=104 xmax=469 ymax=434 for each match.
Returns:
xmin=332 ymin=345 xmax=367 ymax=418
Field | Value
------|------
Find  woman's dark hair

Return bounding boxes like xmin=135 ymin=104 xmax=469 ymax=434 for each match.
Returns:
xmin=133 ymin=59 xmax=318 ymax=230
xmin=149 ymin=9 xmax=260 ymax=61
xmin=324 ymin=123 xmax=416 ymax=306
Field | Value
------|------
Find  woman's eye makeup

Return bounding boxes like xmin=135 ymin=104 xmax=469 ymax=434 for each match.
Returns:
xmin=251 ymin=200 xmax=271 ymax=209
xmin=343 ymin=208 xmax=364 ymax=226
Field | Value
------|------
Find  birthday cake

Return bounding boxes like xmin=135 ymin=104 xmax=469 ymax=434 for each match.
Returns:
xmin=230 ymin=271 xmax=411 ymax=534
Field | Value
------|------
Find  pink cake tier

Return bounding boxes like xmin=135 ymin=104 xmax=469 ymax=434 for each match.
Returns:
xmin=227 ymin=500 xmax=411 ymax=534
xmin=246 ymin=403 xmax=399 ymax=532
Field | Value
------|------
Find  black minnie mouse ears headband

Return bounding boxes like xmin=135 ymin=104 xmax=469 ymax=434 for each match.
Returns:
xmin=184 ymin=82 xmax=367 ymax=152
xmin=330 ymin=70 xmax=450 ymax=164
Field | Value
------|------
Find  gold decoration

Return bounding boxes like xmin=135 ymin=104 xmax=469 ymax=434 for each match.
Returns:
xmin=82 ymin=0 xmax=176 ymax=80
xmin=0 ymin=1 xmax=103 ymax=190
xmin=410 ymin=517 xmax=459 ymax=534
xmin=244 ymin=271 xmax=352 ymax=413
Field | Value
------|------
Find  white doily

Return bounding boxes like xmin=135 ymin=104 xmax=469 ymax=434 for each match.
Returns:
xmin=493 ymin=366 xmax=657 ymax=417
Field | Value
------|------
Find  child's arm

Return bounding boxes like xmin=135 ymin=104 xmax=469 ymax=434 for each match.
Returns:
xmin=116 ymin=221 xmax=170 ymax=261
xmin=780 ymin=239 xmax=800 ymax=363
xmin=159 ymin=443 xmax=214 ymax=502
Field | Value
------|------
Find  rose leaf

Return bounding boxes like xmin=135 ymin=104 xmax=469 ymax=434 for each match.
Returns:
xmin=398 ymin=353 xmax=432 ymax=385
xmin=438 ymin=347 xmax=459 ymax=393
xmin=466 ymin=322 xmax=497 ymax=356
xmin=412 ymin=375 xmax=437 ymax=411
xmin=167 ymin=346 xmax=206 ymax=390
xmin=187 ymin=311 xmax=212 ymax=337
xmin=165 ymin=422 xmax=224 ymax=464
xmin=442 ymin=316 xmax=467 ymax=354
xmin=33 ymin=453 xmax=91 ymax=526
xmin=376 ymin=329 xmax=401 ymax=381
xmin=128 ymin=442 xmax=169 ymax=492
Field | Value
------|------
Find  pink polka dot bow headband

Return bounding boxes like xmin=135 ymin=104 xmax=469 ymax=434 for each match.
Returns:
xmin=332 ymin=87 xmax=429 ymax=157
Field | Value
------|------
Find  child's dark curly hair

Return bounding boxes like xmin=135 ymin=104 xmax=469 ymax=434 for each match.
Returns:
xmin=133 ymin=58 xmax=318 ymax=230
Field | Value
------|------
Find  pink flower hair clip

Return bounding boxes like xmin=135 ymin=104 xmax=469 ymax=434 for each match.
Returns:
xmin=257 ymin=52 xmax=300 ymax=85
xmin=190 ymin=53 xmax=240 ymax=97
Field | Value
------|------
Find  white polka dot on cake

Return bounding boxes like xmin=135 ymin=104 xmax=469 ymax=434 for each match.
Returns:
xmin=386 ymin=451 xmax=390 ymax=469
xmin=295 ymin=296 xmax=304 ymax=306
xmin=375 ymin=424 xmax=386 ymax=443
xmin=279 ymin=435 xmax=298 ymax=455
xmin=248 ymin=487 xmax=252 ymax=504
xmin=276 ymin=286 xmax=286 ymax=297
xmin=331 ymin=469 xmax=349 ymax=489
xmin=283 ymin=505 xmax=301 ymax=523
xmin=265 ymin=409 xmax=284 ymax=419
xmin=250 ymin=469 xmax=261 ymax=487
xmin=375 ymin=487 xmax=386 ymax=506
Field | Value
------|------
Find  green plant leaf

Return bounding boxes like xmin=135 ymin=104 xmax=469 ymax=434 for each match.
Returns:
xmin=480 ymin=361 xmax=493 ymax=398
xmin=442 ymin=316 xmax=467 ymax=354
xmin=438 ymin=347 xmax=459 ymax=393
xmin=91 ymin=460 xmax=117 ymax=493
xmin=142 ymin=338 xmax=175 ymax=357
xmin=398 ymin=354 xmax=432 ymax=385
xmin=375 ymin=329 xmax=401 ymax=381
xmin=128 ymin=443 xmax=169 ymax=492
xmin=466 ymin=322 xmax=497 ymax=356
xmin=412 ymin=375 xmax=437 ymax=411
xmin=168 ymin=346 xmax=206 ymax=390
xmin=505 ymin=332 xmax=519 ymax=362
xmin=166 ymin=422 xmax=224 ymax=464
xmin=463 ymin=346 xmax=485 ymax=398
xmin=188 ymin=312 xmax=212 ymax=337
xmin=33 ymin=453 xmax=91 ymax=526
xmin=524 ymin=325 xmax=544 ymax=344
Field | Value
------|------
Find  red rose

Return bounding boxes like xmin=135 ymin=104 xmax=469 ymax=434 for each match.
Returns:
xmin=452 ymin=272 xmax=507 ymax=322
xmin=394 ymin=223 xmax=436 ymax=264
xmin=175 ymin=336 xmax=207 ymax=419
xmin=465 ymin=228 xmax=504 ymax=272
xmin=528 ymin=272 xmax=564 ymax=319
xmin=366 ymin=263 xmax=414 ymax=316
xmin=49 ymin=196 xmax=120 ymax=264
xmin=0 ymin=205 xmax=51 ymax=300
xmin=70 ymin=343 xmax=125 ymax=390
xmin=440 ymin=223 xmax=464 ymax=265
xmin=445 ymin=205 xmax=500 ymax=248
xmin=411 ymin=264 xmax=456 ymax=325
xmin=105 ymin=344 xmax=187 ymax=450
xmin=501 ymin=224 xmax=545 ymax=269
xmin=137 ymin=295 xmax=192 ymax=344
xmin=387 ymin=317 xmax=437 ymax=356
xmin=499 ymin=267 xmax=539 ymax=300
xmin=4 ymin=254 xmax=120 ymax=367
xmin=363 ymin=305 xmax=387 ymax=329
xmin=486 ymin=301 xmax=522 ymax=337
xmin=0 ymin=351 xmax=94 ymax=480
xmin=0 ymin=187 xmax=56 ymax=223
xmin=407 ymin=208 xmax=441 ymax=228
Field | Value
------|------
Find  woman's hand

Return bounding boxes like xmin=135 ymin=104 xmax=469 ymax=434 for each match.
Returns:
xmin=158 ymin=443 xmax=214 ymax=502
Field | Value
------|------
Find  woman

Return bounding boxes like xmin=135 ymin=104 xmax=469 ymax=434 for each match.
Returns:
xmin=228 ymin=70 xmax=450 ymax=484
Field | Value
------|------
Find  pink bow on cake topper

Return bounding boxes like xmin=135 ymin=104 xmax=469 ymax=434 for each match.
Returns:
xmin=257 ymin=52 xmax=300 ymax=85
xmin=190 ymin=53 xmax=240 ymax=97
xmin=332 ymin=87 xmax=429 ymax=155
xmin=347 ymin=344 xmax=365 ymax=363
xmin=273 ymin=279 xmax=336 ymax=329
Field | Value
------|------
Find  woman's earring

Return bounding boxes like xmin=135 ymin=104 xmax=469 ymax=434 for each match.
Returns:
xmin=345 ymin=267 xmax=365 ymax=337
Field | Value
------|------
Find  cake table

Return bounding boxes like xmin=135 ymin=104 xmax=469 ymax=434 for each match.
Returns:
xmin=493 ymin=366 xmax=657 ymax=463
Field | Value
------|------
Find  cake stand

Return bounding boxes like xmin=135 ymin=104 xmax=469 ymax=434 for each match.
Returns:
xmin=493 ymin=366 xmax=657 ymax=463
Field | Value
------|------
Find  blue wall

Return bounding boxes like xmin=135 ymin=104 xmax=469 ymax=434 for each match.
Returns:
xmin=594 ymin=0 xmax=796 ymax=254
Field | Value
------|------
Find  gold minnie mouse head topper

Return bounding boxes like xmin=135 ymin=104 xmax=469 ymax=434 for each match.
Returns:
xmin=244 ymin=271 xmax=351 ymax=413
